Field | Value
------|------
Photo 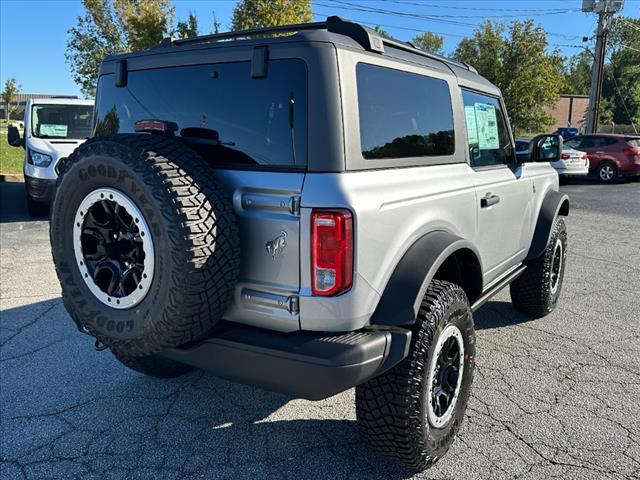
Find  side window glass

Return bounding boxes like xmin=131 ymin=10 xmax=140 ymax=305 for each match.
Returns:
xmin=356 ymin=63 xmax=455 ymax=159
xmin=580 ymin=137 xmax=595 ymax=148
xmin=462 ymin=90 xmax=513 ymax=167
xmin=563 ymin=138 xmax=581 ymax=149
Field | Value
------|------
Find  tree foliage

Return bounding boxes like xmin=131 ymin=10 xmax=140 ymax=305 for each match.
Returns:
xmin=563 ymin=50 xmax=592 ymax=96
xmin=454 ymin=20 xmax=564 ymax=134
xmin=66 ymin=0 xmax=178 ymax=97
xmin=176 ymin=11 xmax=198 ymax=39
xmin=373 ymin=25 xmax=391 ymax=38
xmin=2 ymin=78 xmax=21 ymax=120
xmin=600 ymin=16 xmax=640 ymax=127
xmin=231 ymin=0 xmax=313 ymax=30
xmin=411 ymin=32 xmax=444 ymax=56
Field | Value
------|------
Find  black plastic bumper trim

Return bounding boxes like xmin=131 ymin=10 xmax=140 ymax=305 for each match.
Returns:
xmin=161 ymin=323 xmax=411 ymax=400
xmin=25 ymin=176 xmax=56 ymax=204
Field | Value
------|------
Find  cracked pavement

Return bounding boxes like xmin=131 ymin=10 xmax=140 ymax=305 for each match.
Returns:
xmin=1 ymin=178 xmax=639 ymax=479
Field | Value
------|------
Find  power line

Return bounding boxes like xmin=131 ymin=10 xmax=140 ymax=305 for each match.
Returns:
xmin=315 ymin=0 xmax=585 ymax=39
xmin=609 ymin=71 xmax=638 ymax=132
xmin=377 ymin=0 xmax=587 ymax=13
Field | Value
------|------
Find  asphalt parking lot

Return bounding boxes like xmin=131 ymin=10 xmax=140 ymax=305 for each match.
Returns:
xmin=1 ymin=177 xmax=639 ymax=480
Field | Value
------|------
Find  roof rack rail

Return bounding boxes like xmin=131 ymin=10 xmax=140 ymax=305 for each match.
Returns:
xmin=158 ymin=16 xmax=473 ymax=72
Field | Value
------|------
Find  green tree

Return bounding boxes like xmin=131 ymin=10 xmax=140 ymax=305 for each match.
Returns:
xmin=411 ymin=32 xmax=444 ymax=56
xmin=231 ymin=0 xmax=313 ymax=30
xmin=1 ymin=78 xmax=21 ymax=121
xmin=563 ymin=50 xmax=592 ymax=96
xmin=66 ymin=0 xmax=180 ymax=97
xmin=600 ymin=16 xmax=640 ymax=128
xmin=454 ymin=20 xmax=564 ymax=134
xmin=175 ymin=11 xmax=198 ymax=39
xmin=373 ymin=25 xmax=391 ymax=38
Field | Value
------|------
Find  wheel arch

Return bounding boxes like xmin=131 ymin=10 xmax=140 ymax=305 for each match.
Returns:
xmin=525 ymin=189 xmax=569 ymax=262
xmin=369 ymin=230 xmax=483 ymax=326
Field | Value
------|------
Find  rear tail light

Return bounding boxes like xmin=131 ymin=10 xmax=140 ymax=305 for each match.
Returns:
xmin=560 ymin=153 xmax=570 ymax=160
xmin=582 ymin=153 xmax=588 ymax=160
xmin=311 ymin=210 xmax=353 ymax=296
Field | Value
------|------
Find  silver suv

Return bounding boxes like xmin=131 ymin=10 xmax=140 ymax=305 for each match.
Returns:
xmin=50 ymin=17 xmax=569 ymax=471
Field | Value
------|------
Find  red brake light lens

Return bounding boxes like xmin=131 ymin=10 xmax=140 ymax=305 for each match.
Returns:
xmin=623 ymin=147 xmax=640 ymax=156
xmin=560 ymin=153 xmax=570 ymax=160
xmin=311 ymin=210 xmax=353 ymax=296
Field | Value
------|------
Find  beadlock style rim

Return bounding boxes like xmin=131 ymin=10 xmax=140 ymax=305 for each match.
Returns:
xmin=426 ymin=324 xmax=465 ymax=429
xmin=550 ymin=238 xmax=563 ymax=295
xmin=73 ymin=188 xmax=154 ymax=309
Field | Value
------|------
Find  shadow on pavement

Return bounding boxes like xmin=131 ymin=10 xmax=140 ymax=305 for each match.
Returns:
xmin=0 ymin=298 xmax=420 ymax=479
xmin=0 ymin=181 xmax=49 ymax=223
xmin=474 ymin=300 xmax=534 ymax=330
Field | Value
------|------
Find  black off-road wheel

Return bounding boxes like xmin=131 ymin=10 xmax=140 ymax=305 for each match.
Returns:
xmin=112 ymin=351 xmax=194 ymax=378
xmin=356 ymin=280 xmax=475 ymax=470
xmin=50 ymin=134 xmax=240 ymax=358
xmin=510 ymin=217 xmax=567 ymax=317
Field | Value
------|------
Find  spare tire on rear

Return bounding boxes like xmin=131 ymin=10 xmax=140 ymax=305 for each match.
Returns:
xmin=50 ymin=134 xmax=240 ymax=357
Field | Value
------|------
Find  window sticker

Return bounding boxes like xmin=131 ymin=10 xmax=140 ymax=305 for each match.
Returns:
xmin=474 ymin=103 xmax=499 ymax=150
xmin=464 ymin=105 xmax=478 ymax=145
xmin=39 ymin=124 xmax=68 ymax=137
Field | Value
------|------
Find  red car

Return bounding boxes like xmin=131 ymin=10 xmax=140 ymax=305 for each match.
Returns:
xmin=563 ymin=134 xmax=640 ymax=183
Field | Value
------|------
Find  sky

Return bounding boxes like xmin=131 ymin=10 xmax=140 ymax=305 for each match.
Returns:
xmin=1 ymin=0 xmax=638 ymax=98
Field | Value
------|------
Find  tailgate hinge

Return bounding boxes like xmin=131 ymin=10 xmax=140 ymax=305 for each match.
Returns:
xmin=289 ymin=196 xmax=301 ymax=216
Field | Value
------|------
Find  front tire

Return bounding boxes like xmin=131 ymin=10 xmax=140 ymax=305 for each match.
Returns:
xmin=510 ymin=217 xmax=567 ymax=317
xmin=356 ymin=280 xmax=475 ymax=470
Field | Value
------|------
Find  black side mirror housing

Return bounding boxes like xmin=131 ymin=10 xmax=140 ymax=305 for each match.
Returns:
xmin=7 ymin=125 xmax=24 ymax=148
xmin=529 ymin=134 xmax=563 ymax=162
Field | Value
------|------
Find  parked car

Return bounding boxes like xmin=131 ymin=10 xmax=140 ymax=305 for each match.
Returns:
xmin=7 ymin=98 xmax=94 ymax=216
xmin=563 ymin=134 xmax=640 ymax=183
xmin=48 ymin=17 xmax=569 ymax=471
xmin=516 ymin=137 xmax=589 ymax=180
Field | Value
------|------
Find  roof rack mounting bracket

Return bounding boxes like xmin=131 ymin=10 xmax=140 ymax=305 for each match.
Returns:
xmin=115 ymin=59 xmax=128 ymax=88
xmin=326 ymin=16 xmax=384 ymax=54
xmin=251 ymin=46 xmax=269 ymax=79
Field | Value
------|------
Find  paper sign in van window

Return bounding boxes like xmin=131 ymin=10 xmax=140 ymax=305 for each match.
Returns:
xmin=474 ymin=103 xmax=499 ymax=150
xmin=40 ymin=124 xmax=68 ymax=137
xmin=464 ymin=106 xmax=478 ymax=145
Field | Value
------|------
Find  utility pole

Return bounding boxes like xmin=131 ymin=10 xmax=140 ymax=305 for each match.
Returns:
xmin=583 ymin=0 xmax=624 ymax=134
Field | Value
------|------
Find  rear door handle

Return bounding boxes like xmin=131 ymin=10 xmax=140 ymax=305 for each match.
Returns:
xmin=481 ymin=194 xmax=500 ymax=208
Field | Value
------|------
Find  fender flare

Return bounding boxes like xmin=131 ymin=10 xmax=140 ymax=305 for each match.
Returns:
xmin=369 ymin=230 xmax=482 ymax=326
xmin=525 ymin=189 xmax=569 ymax=261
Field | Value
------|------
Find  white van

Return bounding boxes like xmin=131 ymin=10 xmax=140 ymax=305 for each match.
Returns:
xmin=7 ymin=98 xmax=94 ymax=216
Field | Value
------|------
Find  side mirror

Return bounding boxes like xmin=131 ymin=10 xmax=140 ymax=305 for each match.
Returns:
xmin=7 ymin=125 xmax=24 ymax=148
xmin=529 ymin=134 xmax=563 ymax=162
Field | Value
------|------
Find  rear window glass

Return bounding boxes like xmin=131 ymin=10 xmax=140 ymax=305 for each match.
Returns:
xmin=356 ymin=63 xmax=454 ymax=160
xmin=94 ymin=60 xmax=307 ymax=168
xmin=627 ymin=139 xmax=640 ymax=147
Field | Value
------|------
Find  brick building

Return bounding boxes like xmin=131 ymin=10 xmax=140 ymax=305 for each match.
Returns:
xmin=545 ymin=94 xmax=589 ymax=132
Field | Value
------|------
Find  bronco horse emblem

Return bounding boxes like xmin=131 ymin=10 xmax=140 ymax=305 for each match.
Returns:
xmin=266 ymin=231 xmax=288 ymax=260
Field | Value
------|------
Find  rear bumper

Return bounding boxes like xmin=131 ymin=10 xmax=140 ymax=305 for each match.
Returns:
xmin=24 ymin=175 xmax=56 ymax=204
xmin=161 ymin=323 xmax=412 ymax=400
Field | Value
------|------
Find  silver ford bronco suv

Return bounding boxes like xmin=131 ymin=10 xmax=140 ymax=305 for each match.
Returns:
xmin=50 ymin=17 xmax=569 ymax=470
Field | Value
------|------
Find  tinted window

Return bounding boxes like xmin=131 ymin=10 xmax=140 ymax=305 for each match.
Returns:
xmin=564 ymin=137 xmax=582 ymax=149
xmin=356 ymin=63 xmax=454 ymax=159
xmin=515 ymin=140 xmax=529 ymax=152
xmin=462 ymin=90 xmax=513 ymax=167
xmin=94 ymin=60 xmax=307 ymax=167
xmin=580 ymin=136 xmax=617 ymax=148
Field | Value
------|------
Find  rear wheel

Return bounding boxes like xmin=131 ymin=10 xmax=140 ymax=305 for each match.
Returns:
xmin=356 ymin=280 xmax=475 ymax=470
xmin=50 ymin=134 xmax=240 ymax=358
xmin=596 ymin=161 xmax=617 ymax=183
